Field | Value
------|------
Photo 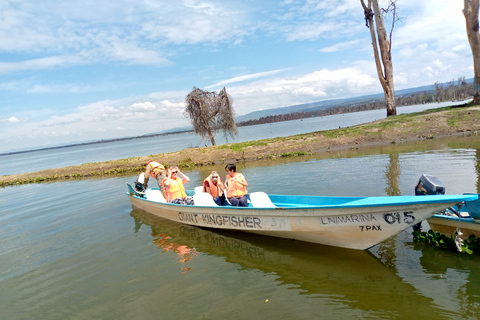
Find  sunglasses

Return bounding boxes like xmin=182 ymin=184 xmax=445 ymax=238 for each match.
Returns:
xmin=171 ymin=171 xmax=178 ymax=174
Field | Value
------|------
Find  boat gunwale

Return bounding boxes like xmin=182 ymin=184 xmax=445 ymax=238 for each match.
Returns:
xmin=428 ymin=214 xmax=480 ymax=224
xmin=127 ymin=191 xmax=477 ymax=210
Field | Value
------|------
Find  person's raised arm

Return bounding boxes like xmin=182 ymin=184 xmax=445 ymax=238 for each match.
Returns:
xmin=144 ymin=164 xmax=152 ymax=187
xmin=176 ymin=168 xmax=190 ymax=184
xmin=163 ymin=168 xmax=173 ymax=187
xmin=233 ymin=173 xmax=248 ymax=187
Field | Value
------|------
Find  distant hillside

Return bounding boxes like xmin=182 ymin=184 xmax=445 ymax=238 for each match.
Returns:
xmin=235 ymin=83 xmax=441 ymax=123
xmin=235 ymin=79 xmax=474 ymax=127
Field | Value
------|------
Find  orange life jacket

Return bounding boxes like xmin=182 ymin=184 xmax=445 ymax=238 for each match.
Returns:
xmin=163 ymin=177 xmax=186 ymax=202
xmin=226 ymin=173 xmax=247 ymax=198
xmin=203 ymin=175 xmax=223 ymax=198
xmin=149 ymin=162 xmax=165 ymax=178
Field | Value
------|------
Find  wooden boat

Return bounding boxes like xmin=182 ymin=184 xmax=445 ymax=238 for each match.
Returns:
xmin=427 ymin=195 xmax=480 ymax=239
xmin=126 ymin=184 xmax=478 ymax=250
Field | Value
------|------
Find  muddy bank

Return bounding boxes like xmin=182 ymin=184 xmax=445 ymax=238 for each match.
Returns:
xmin=2 ymin=105 xmax=480 ymax=187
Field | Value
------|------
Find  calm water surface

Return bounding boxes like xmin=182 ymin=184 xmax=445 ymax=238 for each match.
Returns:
xmin=2 ymin=138 xmax=480 ymax=319
xmin=0 ymin=101 xmax=469 ymax=176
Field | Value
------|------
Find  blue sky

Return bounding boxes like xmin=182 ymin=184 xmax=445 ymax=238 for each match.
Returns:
xmin=0 ymin=0 xmax=473 ymax=153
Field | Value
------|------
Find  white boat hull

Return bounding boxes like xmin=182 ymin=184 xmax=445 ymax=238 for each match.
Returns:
xmin=127 ymin=189 xmax=477 ymax=250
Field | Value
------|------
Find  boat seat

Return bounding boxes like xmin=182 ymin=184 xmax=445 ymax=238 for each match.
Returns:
xmin=465 ymin=193 xmax=480 ymax=218
xmin=146 ymin=189 xmax=166 ymax=203
xmin=249 ymin=192 xmax=276 ymax=208
xmin=193 ymin=192 xmax=218 ymax=206
xmin=194 ymin=186 xmax=204 ymax=194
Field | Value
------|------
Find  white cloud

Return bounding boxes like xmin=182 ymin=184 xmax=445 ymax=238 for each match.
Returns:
xmin=286 ymin=22 xmax=337 ymax=41
xmin=0 ymin=56 xmax=84 ymax=74
xmin=227 ymin=67 xmax=378 ymax=114
xmin=0 ymin=1 xmax=251 ymax=73
xmin=2 ymin=117 xmax=20 ymax=123
xmin=157 ymin=100 xmax=184 ymax=111
xmin=321 ymin=40 xmax=360 ymax=52
xmin=205 ymin=69 xmax=290 ymax=89
xmin=130 ymin=102 xmax=156 ymax=111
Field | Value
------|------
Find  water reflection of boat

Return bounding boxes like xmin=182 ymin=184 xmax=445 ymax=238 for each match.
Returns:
xmin=130 ymin=208 xmax=461 ymax=318
xmin=412 ymin=243 xmax=480 ymax=315
xmin=127 ymin=184 xmax=477 ymax=250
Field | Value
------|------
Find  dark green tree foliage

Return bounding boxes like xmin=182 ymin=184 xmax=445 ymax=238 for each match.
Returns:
xmin=184 ymin=87 xmax=237 ymax=146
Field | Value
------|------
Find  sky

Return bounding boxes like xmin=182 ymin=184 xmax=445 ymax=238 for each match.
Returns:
xmin=0 ymin=0 xmax=474 ymax=153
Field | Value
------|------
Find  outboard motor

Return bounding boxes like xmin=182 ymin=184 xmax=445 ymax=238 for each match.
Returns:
xmin=413 ymin=174 xmax=446 ymax=231
xmin=134 ymin=173 xmax=145 ymax=193
xmin=415 ymin=174 xmax=445 ymax=196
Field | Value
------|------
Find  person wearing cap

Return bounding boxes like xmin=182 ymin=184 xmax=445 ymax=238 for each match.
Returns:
xmin=203 ymin=171 xmax=225 ymax=205
xmin=163 ymin=166 xmax=194 ymax=205
xmin=144 ymin=160 xmax=167 ymax=197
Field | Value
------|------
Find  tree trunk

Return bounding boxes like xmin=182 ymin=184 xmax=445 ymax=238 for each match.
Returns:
xmin=206 ymin=125 xmax=216 ymax=146
xmin=361 ymin=0 xmax=396 ymax=116
xmin=464 ymin=0 xmax=480 ymax=104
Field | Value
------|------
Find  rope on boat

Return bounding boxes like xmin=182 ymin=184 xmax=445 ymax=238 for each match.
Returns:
xmin=455 ymin=228 xmax=464 ymax=252
xmin=454 ymin=203 xmax=465 ymax=252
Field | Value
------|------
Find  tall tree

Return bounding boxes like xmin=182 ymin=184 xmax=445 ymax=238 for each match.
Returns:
xmin=184 ymin=87 xmax=237 ymax=146
xmin=361 ymin=0 xmax=397 ymax=116
xmin=464 ymin=0 xmax=480 ymax=104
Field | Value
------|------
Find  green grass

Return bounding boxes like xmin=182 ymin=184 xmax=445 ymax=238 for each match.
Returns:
xmin=218 ymin=140 xmax=269 ymax=152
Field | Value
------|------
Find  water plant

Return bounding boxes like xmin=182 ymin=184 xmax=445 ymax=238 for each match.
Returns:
xmin=178 ymin=157 xmax=197 ymax=168
xmin=279 ymin=151 xmax=311 ymax=157
xmin=412 ymin=229 xmax=480 ymax=254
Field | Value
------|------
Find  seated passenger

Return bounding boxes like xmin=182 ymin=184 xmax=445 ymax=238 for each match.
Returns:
xmin=225 ymin=164 xmax=248 ymax=207
xmin=163 ymin=167 xmax=194 ymax=205
xmin=203 ymin=171 xmax=225 ymax=205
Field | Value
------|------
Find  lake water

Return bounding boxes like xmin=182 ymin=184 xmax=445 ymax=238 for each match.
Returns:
xmin=2 ymin=132 xmax=480 ymax=319
xmin=0 ymin=100 xmax=469 ymax=176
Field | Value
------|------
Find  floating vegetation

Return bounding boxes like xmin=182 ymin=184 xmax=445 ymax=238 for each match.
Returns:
xmin=412 ymin=229 xmax=480 ymax=254
xmin=178 ymin=157 xmax=197 ymax=168
xmin=279 ymin=151 xmax=311 ymax=157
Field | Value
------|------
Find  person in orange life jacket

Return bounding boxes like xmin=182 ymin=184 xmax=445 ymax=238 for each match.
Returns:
xmin=225 ymin=163 xmax=248 ymax=207
xmin=144 ymin=160 xmax=167 ymax=197
xmin=203 ymin=171 xmax=225 ymax=205
xmin=163 ymin=166 xmax=195 ymax=205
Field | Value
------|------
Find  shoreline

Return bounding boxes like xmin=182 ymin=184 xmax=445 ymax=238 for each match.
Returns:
xmin=2 ymin=104 xmax=480 ymax=187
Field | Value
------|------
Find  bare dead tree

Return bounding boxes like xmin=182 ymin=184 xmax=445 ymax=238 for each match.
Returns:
xmin=184 ymin=87 xmax=238 ymax=146
xmin=464 ymin=0 xmax=480 ymax=104
xmin=361 ymin=0 xmax=398 ymax=116
xmin=459 ymin=76 xmax=468 ymax=99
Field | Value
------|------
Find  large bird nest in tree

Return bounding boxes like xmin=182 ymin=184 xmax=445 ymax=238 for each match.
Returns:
xmin=184 ymin=87 xmax=238 ymax=146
